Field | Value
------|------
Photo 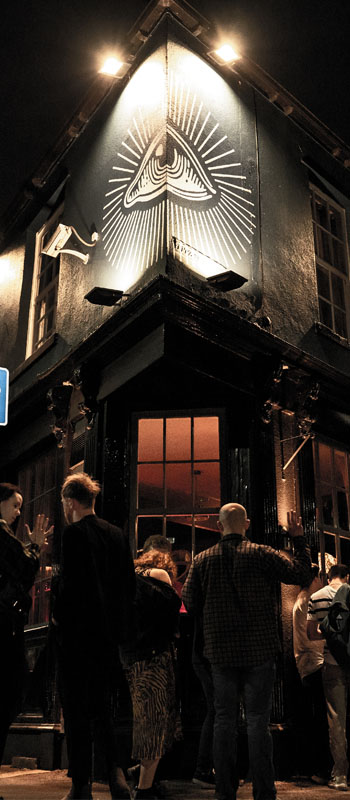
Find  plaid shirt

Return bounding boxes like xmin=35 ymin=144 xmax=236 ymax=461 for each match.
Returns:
xmin=182 ymin=533 xmax=311 ymax=668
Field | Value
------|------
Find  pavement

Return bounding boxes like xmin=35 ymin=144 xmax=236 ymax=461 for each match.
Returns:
xmin=0 ymin=769 xmax=349 ymax=799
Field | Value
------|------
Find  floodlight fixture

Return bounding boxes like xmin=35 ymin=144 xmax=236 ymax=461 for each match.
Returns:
xmin=99 ymin=57 xmax=123 ymax=77
xmin=211 ymin=44 xmax=240 ymax=64
xmin=84 ymin=287 xmax=130 ymax=306
xmin=207 ymin=271 xmax=248 ymax=291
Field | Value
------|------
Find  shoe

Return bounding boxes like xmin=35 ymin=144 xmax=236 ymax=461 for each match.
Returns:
xmin=311 ymin=774 xmax=327 ymax=785
xmin=128 ymin=769 xmax=165 ymax=799
xmin=192 ymin=770 xmax=216 ymax=789
xmin=328 ymin=775 xmax=348 ymax=791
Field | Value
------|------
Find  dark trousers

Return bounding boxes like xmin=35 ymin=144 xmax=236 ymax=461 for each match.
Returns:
xmin=301 ymin=667 xmax=331 ymax=778
xmin=211 ymin=660 xmax=276 ymax=800
xmin=57 ymin=648 xmax=121 ymax=796
xmin=0 ymin=624 xmax=26 ymax=764
xmin=193 ymin=660 xmax=215 ymax=774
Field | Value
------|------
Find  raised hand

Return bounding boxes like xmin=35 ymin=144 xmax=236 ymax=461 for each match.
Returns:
xmin=287 ymin=510 xmax=304 ymax=538
xmin=25 ymin=514 xmax=54 ymax=547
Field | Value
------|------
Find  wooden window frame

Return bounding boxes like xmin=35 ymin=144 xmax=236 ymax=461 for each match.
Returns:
xmin=313 ymin=438 xmax=350 ymax=571
xmin=26 ymin=205 xmax=63 ymax=358
xmin=310 ymin=184 xmax=350 ymax=340
xmin=130 ymin=409 xmax=225 ymax=558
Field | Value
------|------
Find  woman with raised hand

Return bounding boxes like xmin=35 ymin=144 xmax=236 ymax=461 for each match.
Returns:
xmin=0 ymin=482 xmax=53 ymax=764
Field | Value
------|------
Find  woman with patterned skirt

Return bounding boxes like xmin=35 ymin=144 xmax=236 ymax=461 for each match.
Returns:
xmin=120 ymin=550 xmax=181 ymax=800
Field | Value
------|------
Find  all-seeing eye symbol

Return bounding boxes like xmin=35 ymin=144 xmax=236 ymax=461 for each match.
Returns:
xmin=102 ymin=73 xmax=256 ymax=285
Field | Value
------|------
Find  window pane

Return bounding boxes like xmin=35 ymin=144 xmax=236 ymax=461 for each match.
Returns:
xmin=321 ymin=488 xmax=334 ymax=525
xmin=329 ymin=206 xmax=343 ymax=239
xmin=136 ymin=516 xmax=164 ymax=551
xmin=138 ymin=419 xmax=163 ymax=462
xmin=334 ymin=309 xmax=347 ymax=339
xmin=332 ymin=239 xmax=346 ymax=273
xmin=193 ymin=416 xmax=219 ymax=460
xmin=166 ymin=515 xmax=192 ymax=552
xmin=337 ymin=491 xmax=349 ymax=531
xmin=332 ymin=274 xmax=345 ymax=309
xmin=324 ymin=533 xmax=336 ymax=558
xmin=314 ymin=196 xmax=328 ymax=228
xmin=194 ymin=514 xmax=220 ymax=554
xmin=194 ymin=462 xmax=221 ymax=508
xmin=319 ymin=443 xmax=333 ymax=482
xmin=166 ymin=417 xmax=191 ymax=461
xmin=166 ymin=463 xmax=192 ymax=510
xmin=340 ymin=536 xmax=350 ymax=566
xmin=319 ymin=230 xmax=331 ymax=264
xmin=319 ymin=298 xmax=333 ymax=329
xmin=317 ymin=266 xmax=330 ymax=300
xmin=138 ymin=464 xmax=163 ymax=509
xmin=334 ymin=451 xmax=349 ymax=489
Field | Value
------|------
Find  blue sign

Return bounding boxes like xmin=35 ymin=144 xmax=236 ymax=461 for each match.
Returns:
xmin=0 ymin=368 xmax=9 ymax=426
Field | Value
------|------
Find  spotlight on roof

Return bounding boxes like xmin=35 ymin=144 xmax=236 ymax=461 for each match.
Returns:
xmin=207 ymin=271 xmax=248 ymax=291
xmin=84 ymin=287 xmax=129 ymax=306
xmin=99 ymin=57 xmax=123 ymax=77
xmin=213 ymin=44 xmax=240 ymax=64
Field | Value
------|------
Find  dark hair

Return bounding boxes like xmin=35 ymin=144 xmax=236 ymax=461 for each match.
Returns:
xmin=61 ymin=473 xmax=100 ymax=507
xmin=0 ymin=483 xmax=22 ymax=503
xmin=143 ymin=535 xmax=172 ymax=554
xmin=328 ymin=563 xmax=349 ymax=581
xmin=135 ymin=550 xmax=177 ymax=583
xmin=300 ymin=563 xmax=319 ymax=589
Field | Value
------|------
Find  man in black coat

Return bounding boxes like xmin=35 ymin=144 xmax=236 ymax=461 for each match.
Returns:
xmin=53 ymin=473 xmax=135 ymax=800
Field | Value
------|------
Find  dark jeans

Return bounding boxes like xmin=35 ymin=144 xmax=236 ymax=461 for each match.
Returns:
xmin=212 ymin=660 xmax=276 ymax=800
xmin=193 ymin=660 xmax=215 ymax=774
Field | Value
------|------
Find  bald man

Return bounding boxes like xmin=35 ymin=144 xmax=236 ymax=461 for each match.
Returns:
xmin=182 ymin=503 xmax=311 ymax=800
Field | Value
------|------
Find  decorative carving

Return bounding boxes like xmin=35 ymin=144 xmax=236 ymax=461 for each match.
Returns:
xmin=294 ymin=378 xmax=319 ymax=438
xmin=47 ymin=385 xmax=73 ymax=448
xmin=72 ymin=362 xmax=100 ymax=431
xmin=259 ymin=358 xmax=319 ymax=439
xmin=260 ymin=362 xmax=284 ymax=425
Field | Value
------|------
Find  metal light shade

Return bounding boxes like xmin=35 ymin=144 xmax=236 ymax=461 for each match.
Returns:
xmin=84 ymin=287 xmax=125 ymax=305
xmin=207 ymin=271 xmax=248 ymax=291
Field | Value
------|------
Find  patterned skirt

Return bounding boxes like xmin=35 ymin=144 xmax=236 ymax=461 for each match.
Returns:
xmin=126 ymin=647 xmax=181 ymax=760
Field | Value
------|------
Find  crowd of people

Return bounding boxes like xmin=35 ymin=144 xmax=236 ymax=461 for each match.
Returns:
xmin=0 ymin=475 xmax=349 ymax=800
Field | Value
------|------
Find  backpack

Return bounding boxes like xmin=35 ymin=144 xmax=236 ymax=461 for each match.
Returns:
xmin=319 ymin=583 xmax=350 ymax=668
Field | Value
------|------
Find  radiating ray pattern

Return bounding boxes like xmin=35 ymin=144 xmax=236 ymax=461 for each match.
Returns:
xmin=102 ymin=69 xmax=256 ymax=283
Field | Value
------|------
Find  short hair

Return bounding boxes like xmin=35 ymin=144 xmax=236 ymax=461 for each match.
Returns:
xmin=143 ymin=535 xmax=172 ymax=554
xmin=61 ymin=473 xmax=101 ymax=508
xmin=0 ymin=483 xmax=22 ymax=503
xmin=328 ymin=563 xmax=349 ymax=581
xmin=135 ymin=550 xmax=177 ymax=582
xmin=300 ymin=563 xmax=319 ymax=589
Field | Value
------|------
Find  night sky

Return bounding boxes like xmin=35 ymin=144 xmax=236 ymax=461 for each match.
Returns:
xmin=0 ymin=0 xmax=349 ymax=219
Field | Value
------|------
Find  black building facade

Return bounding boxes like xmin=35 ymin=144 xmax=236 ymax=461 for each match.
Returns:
xmin=1 ymin=0 xmax=350 ymax=776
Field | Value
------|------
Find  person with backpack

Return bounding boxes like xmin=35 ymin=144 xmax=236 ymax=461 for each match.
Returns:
xmin=182 ymin=503 xmax=311 ymax=800
xmin=119 ymin=549 xmax=181 ymax=800
xmin=307 ymin=563 xmax=350 ymax=792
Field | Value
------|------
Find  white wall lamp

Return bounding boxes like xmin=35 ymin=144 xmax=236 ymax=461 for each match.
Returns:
xmin=41 ymin=224 xmax=99 ymax=264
